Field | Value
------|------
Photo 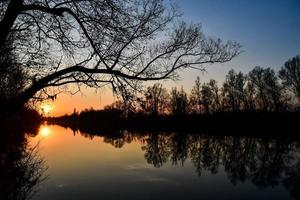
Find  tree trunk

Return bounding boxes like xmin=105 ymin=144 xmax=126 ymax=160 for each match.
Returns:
xmin=0 ymin=0 xmax=23 ymax=48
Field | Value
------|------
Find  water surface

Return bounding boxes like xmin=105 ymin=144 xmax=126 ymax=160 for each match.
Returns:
xmin=26 ymin=125 xmax=300 ymax=200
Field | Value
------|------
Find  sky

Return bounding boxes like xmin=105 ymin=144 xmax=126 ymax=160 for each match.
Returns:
xmin=47 ymin=0 xmax=300 ymax=116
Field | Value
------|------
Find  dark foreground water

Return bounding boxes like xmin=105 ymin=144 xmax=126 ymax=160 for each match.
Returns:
xmin=6 ymin=124 xmax=300 ymax=200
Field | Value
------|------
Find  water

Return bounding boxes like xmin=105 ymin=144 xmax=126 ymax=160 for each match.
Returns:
xmin=18 ymin=125 xmax=300 ymax=199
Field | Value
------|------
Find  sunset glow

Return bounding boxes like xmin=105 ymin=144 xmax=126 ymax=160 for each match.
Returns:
xmin=39 ymin=126 xmax=51 ymax=137
xmin=41 ymin=104 xmax=54 ymax=115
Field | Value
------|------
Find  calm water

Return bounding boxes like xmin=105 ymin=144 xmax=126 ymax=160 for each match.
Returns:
xmin=21 ymin=125 xmax=300 ymax=200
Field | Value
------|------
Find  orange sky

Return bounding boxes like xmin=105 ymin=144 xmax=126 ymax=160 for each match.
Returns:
xmin=38 ymin=62 xmax=253 ymax=116
xmin=44 ymin=63 xmax=234 ymax=117
xmin=43 ymin=87 xmax=115 ymax=116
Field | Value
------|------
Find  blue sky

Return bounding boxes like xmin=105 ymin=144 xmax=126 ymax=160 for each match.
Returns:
xmin=171 ymin=0 xmax=300 ymax=87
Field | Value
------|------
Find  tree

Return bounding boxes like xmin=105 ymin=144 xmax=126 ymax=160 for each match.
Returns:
xmin=0 ymin=37 xmax=28 ymax=108
xmin=262 ymin=68 xmax=284 ymax=111
xmin=170 ymin=87 xmax=188 ymax=115
xmin=200 ymin=83 xmax=213 ymax=114
xmin=207 ymin=79 xmax=221 ymax=112
xmin=279 ymin=55 xmax=300 ymax=101
xmin=248 ymin=67 xmax=270 ymax=111
xmin=143 ymin=83 xmax=169 ymax=115
xmin=243 ymin=80 xmax=256 ymax=111
xmin=248 ymin=66 xmax=284 ymax=111
xmin=223 ymin=70 xmax=245 ymax=112
xmin=0 ymin=0 xmax=240 ymax=115
xmin=189 ymin=76 xmax=202 ymax=113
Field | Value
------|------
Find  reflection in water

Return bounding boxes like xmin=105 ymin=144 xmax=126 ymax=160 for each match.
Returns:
xmin=0 ymin=124 xmax=47 ymax=200
xmin=39 ymin=126 xmax=51 ymax=138
xmin=3 ymin=122 xmax=300 ymax=200
xmin=75 ymin=129 xmax=300 ymax=199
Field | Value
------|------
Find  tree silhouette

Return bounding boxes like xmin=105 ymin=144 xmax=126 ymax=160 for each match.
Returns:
xmin=279 ymin=55 xmax=300 ymax=102
xmin=142 ymin=83 xmax=169 ymax=116
xmin=170 ymin=87 xmax=188 ymax=115
xmin=200 ymin=83 xmax=214 ymax=114
xmin=208 ymin=79 xmax=221 ymax=112
xmin=243 ymin=80 xmax=256 ymax=111
xmin=0 ymin=37 xmax=28 ymax=110
xmin=0 ymin=0 xmax=240 ymax=115
xmin=222 ymin=70 xmax=245 ymax=112
xmin=189 ymin=76 xmax=202 ymax=113
xmin=248 ymin=67 xmax=284 ymax=111
xmin=0 ymin=121 xmax=46 ymax=200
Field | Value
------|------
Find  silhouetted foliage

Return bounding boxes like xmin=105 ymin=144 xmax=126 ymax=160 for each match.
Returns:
xmin=189 ymin=76 xmax=202 ymax=113
xmin=0 ymin=37 xmax=29 ymax=115
xmin=279 ymin=55 xmax=300 ymax=101
xmin=223 ymin=70 xmax=245 ymax=112
xmin=199 ymin=83 xmax=214 ymax=114
xmin=0 ymin=0 xmax=240 ymax=115
xmin=141 ymin=83 xmax=169 ymax=116
xmin=248 ymin=66 xmax=285 ymax=111
xmin=0 ymin=116 xmax=46 ymax=200
xmin=48 ymin=56 xmax=300 ymax=138
xmin=170 ymin=87 xmax=188 ymax=115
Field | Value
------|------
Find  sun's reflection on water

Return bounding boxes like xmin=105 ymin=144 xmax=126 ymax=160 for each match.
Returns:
xmin=39 ymin=125 xmax=51 ymax=138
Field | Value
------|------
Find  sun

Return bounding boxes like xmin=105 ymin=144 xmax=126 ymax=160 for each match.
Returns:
xmin=39 ymin=126 xmax=51 ymax=137
xmin=41 ymin=104 xmax=53 ymax=115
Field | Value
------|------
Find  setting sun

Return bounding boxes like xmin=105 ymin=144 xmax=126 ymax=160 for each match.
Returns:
xmin=41 ymin=104 xmax=53 ymax=115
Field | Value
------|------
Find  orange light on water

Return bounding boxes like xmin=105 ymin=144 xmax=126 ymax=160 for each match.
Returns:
xmin=39 ymin=126 xmax=51 ymax=137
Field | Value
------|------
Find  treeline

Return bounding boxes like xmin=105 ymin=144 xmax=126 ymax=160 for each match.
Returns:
xmin=104 ymin=55 xmax=300 ymax=115
xmin=49 ymin=56 xmax=300 ymax=136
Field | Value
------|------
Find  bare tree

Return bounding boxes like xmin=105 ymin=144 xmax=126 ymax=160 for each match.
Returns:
xmin=248 ymin=67 xmax=270 ymax=111
xmin=170 ymin=87 xmax=188 ymax=115
xmin=142 ymin=83 xmax=169 ymax=115
xmin=248 ymin=67 xmax=284 ymax=111
xmin=189 ymin=76 xmax=202 ymax=113
xmin=243 ymin=80 xmax=256 ymax=111
xmin=279 ymin=55 xmax=300 ymax=102
xmin=200 ymin=83 xmax=213 ymax=114
xmin=207 ymin=79 xmax=221 ymax=112
xmin=223 ymin=70 xmax=245 ymax=112
xmin=0 ymin=0 xmax=240 ymax=115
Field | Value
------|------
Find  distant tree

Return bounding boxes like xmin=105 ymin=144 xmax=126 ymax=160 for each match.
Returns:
xmin=248 ymin=67 xmax=284 ymax=111
xmin=170 ymin=87 xmax=188 ymax=115
xmin=223 ymin=70 xmax=245 ymax=112
xmin=143 ymin=83 xmax=169 ymax=115
xmin=208 ymin=79 xmax=221 ymax=112
xmin=189 ymin=77 xmax=202 ymax=113
xmin=243 ymin=80 xmax=256 ymax=111
xmin=279 ymin=55 xmax=300 ymax=101
xmin=104 ymin=100 xmax=124 ymax=111
xmin=104 ymin=97 xmax=137 ymax=116
xmin=248 ymin=67 xmax=270 ymax=111
xmin=263 ymin=68 xmax=284 ymax=111
xmin=0 ymin=0 xmax=240 ymax=116
xmin=200 ymin=83 xmax=213 ymax=114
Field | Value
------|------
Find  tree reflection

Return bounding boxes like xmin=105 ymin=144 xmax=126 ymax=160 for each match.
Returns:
xmin=284 ymin=161 xmax=300 ymax=199
xmin=76 ymin=130 xmax=300 ymax=198
xmin=0 ymin=122 xmax=47 ymax=200
xmin=142 ymin=134 xmax=170 ymax=168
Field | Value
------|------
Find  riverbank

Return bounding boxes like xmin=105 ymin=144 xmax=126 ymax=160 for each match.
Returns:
xmin=47 ymin=111 xmax=300 ymax=139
